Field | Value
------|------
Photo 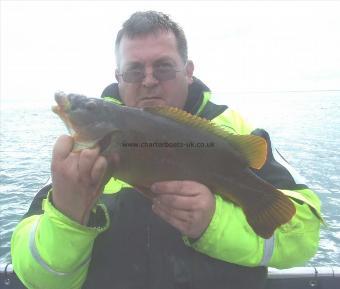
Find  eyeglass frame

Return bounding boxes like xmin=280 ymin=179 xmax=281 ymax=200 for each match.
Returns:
xmin=116 ymin=62 xmax=188 ymax=83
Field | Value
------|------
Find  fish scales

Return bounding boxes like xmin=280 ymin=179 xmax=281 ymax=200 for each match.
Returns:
xmin=53 ymin=92 xmax=296 ymax=239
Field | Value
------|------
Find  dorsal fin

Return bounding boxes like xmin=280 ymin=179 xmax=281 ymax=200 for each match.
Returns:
xmin=143 ymin=106 xmax=267 ymax=169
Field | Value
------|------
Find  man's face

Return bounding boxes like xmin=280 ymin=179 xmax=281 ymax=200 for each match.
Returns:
xmin=116 ymin=31 xmax=194 ymax=108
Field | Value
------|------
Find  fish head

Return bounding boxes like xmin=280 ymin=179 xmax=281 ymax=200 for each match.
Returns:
xmin=52 ymin=91 xmax=123 ymax=151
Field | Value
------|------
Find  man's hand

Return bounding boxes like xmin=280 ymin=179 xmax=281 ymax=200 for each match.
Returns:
xmin=51 ymin=135 xmax=109 ymax=225
xmin=151 ymin=180 xmax=215 ymax=239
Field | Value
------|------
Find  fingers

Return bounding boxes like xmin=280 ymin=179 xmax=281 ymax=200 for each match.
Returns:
xmin=152 ymin=201 xmax=193 ymax=222
xmin=152 ymin=203 xmax=192 ymax=232
xmin=78 ymin=147 xmax=100 ymax=183
xmin=153 ymin=194 xmax=196 ymax=211
xmin=150 ymin=180 xmax=215 ymax=238
xmin=91 ymin=156 xmax=108 ymax=184
xmin=151 ymin=180 xmax=210 ymax=211
xmin=106 ymin=152 xmax=120 ymax=170
xmin=151 ymin=180 xmax=204 ymax=196
xmin=52 ymin=135 xmax=74 ymax=161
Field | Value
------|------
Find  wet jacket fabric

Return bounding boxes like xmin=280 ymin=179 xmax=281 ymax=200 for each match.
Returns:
xmin=11 ymin=78 xmax=321 ymax=289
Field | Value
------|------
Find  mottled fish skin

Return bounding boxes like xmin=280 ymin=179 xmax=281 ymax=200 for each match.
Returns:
xmin=52 ymin=92 xmax=296 ymax=239
xmin=53 ymin=92 xmax=127 ymax=145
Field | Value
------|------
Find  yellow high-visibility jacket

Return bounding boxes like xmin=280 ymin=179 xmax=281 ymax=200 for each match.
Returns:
xmin=11 ymin=78 xmax=322 ymax=289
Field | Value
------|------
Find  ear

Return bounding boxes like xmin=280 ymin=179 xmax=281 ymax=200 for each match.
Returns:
xmin=115 ymin=69 xmax=120 ymax=83
xmin=185 ymin=60 xmax=194 ymax=84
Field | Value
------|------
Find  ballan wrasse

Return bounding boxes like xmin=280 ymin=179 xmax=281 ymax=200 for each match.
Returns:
xmin=52 ymin=92 xmax=296 ymax=238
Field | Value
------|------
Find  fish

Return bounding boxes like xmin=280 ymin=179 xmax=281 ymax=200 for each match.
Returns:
xmin=52 ymin=91 xmax=296 ymax=239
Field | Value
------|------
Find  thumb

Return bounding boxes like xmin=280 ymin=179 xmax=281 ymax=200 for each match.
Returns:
xmin=52 ymin=135 xmax=74 ymax=162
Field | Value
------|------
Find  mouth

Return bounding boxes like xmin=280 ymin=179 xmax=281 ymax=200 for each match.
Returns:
xmin=53 ymin=92 xmax=71 ymax=114
xmin=140 ymin=96 xmax=163 ymax=100
xmin=138 ymin=96 xmax=165 ymax=104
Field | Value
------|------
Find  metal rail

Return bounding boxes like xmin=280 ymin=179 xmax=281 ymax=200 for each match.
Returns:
xmin=268 ymin=266 xmax=340 ymax=278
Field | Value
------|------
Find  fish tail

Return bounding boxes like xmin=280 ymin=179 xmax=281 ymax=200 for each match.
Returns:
xmin=215 ymin=170 xmax=296 ymax=239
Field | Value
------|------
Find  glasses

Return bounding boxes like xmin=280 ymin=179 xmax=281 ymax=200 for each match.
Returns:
xmin=118 ymin=63 xmax=187 ymax=83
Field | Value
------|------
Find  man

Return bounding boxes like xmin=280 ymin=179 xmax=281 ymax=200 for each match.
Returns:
xmin=11 ymin=11 xmax=321 ymax=289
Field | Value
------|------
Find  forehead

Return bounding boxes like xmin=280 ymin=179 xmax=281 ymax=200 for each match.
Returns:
xmin=118 ymin=31 xmax=182 ymax=67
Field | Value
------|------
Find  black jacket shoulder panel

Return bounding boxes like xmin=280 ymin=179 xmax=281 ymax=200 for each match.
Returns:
xmin=251 ymin=129 xmax=308 ymax=190
xmin=101 ymin=83 xmax=120 ymax=100
xmin=200 ymin=101 xmax=228 ymax=120
xmin=22 ymin=183 xmax=51 ymax=219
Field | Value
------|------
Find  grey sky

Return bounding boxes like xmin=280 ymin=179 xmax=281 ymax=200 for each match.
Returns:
xmin=1 ymin=1 xmax=340 ymax=108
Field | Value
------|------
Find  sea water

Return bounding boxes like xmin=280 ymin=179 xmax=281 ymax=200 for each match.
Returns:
xmin=0 ymin=91 xmax=339 ymax=266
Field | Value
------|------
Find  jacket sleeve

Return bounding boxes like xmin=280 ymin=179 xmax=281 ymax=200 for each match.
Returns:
xmin=183 ymin=109 xmax=322 ymax=269
xmin=11 ymin=185 xmax=110 ymax=289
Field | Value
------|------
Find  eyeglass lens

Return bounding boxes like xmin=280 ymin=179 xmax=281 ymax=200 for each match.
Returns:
xmin=122 ymin=67 xmax=179 ymax=83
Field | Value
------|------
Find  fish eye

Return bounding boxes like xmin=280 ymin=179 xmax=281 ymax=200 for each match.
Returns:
xmin=69 ymin=94 xmax=89 ymax=110
xmin=85 ymin=100 xmax=97 ymax=110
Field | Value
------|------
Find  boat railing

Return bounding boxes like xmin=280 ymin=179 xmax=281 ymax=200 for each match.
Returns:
xmin=1 ymin=264 xmax=340 ymax=289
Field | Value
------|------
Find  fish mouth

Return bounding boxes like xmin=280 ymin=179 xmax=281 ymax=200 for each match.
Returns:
xmin=52 ymin=91 xmax=71 ymax=115
xmin=52 ymin=91 xmax=75 ymax=136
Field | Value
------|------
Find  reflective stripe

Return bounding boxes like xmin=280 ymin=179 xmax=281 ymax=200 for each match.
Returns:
xmin=260 ymin=235 xmax=275 ymax=266
xmin=29 ymin=217 xmax=91 ymax=276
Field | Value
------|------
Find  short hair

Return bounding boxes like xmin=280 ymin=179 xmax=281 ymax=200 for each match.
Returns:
xmin=115 ymin=11 xmax=188 ymax=67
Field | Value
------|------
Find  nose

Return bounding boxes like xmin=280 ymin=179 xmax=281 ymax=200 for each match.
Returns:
xmin=142 ymin=67 xmax=159 ymax=87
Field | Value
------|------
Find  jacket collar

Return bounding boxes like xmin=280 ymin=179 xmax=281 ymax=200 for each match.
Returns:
xmin=102 ymin=77 xmax=211 ymax=115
